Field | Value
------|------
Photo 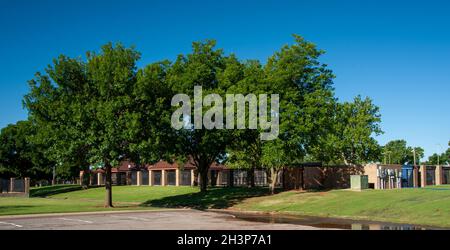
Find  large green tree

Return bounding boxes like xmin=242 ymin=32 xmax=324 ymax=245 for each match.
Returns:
xmin=0 ymin=120 xmax=54 ymax=180
xmin=21 ymin=36 xmax=388 ymax=198
xmin=24 ymin=56 xmax=92 ymax=184
xmin=311 ymin=96 xmax=383 ymax=165
xmin=228 ymin=36 xmax=384 ymax=194
xmin=227 ymin=35 xmax=336 ymax=193
xmin=427 ymin=142 xmax=450 ymax=165
xmin=24 ymin=43 xmax=165 ymax=207
xmin=264 ymin=38 xmax=335 ymax=192
xmin=225 ymin=60 xmax=265 ymax=187
xmin=167 ymin=40 xmax=237 ymax=192
xmin=128 ymin=61 xmax=175 ymax=167
xmin=382 ymin=140 xmax=424 ymax=165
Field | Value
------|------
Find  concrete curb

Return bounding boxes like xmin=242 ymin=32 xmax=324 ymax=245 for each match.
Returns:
xmin=0 ymin=208 xmax=193 ymax=220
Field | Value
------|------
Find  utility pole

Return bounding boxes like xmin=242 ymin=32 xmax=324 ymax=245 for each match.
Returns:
xmin=411 ymin=148 xmax=418 ymax=188
xmin=437 ymin=144 xmax=442 ymax=166
xmin=382 ymin=151 xmax=391 ymax=165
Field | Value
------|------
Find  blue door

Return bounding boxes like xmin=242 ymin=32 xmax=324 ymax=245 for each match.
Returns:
xmin=402 ymin=165 xmax=414 ymax=188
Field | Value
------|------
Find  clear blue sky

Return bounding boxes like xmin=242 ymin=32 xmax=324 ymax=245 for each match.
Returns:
xmin=1 ymin=0 xmax=449 ymax=159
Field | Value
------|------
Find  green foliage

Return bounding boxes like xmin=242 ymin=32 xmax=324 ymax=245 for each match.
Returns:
xmin=263 ymin=35 xmax=335 ymax=165
xmin=382 ymin=140 xmax=424 ymax=165
xmin=223 ymin=35 xmax=339 ymax=193
xmin=166 ymin=40 xmax=237 ymax=191
xmin=224 ymin=61 xmax=263 ymax=170
xmin=311 ymin=96 xmax=383 ymax=165
xmin=224 ymin=36 xmax=382 ymax=193
xmin=131 ymin=61 xmax=174 ymax=164
xmin=427 ymin=145 xmax=450 ymax=165
xmin=19 ymin=36 xmax=387 ymax=197
xmin=24 ymin=43 xmax=170 ymax=206
xmin=25 ymin=43 xmax=155 ymax=170
xmin=0 ymin=120 xmax=54 ymax=179
xmin=24 ymin=55 xmax=91 ymax=176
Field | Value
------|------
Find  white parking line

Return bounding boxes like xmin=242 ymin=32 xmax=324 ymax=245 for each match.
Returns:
xmin=0 ymin=221 xmax=23 ymax=228
xmin=57 ymin=218 xmax=93 ymax=224
xmin=110 ymin=215 xmax=152 ymax=222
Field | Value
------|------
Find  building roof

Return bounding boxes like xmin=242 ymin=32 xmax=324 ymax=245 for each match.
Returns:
xmin=82 ymin=158 xmax=228 ymax=174
xmin=149 ymin=159 xmax=227 ymax=171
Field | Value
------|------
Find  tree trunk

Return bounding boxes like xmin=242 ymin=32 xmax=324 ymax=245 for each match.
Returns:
xmin=81 ymin=166 xmax=90 ymax=189
xmin=104 ymin=162 xmax=113 ymax=208
xmin=342 ymin=152 xmax=350 ymax=166
xmin=52 ymin=165 xmax=56 ymax=186
xmin=247 ymin=167 xmax=255 ymax=188
xmin=199 ymin=169 xmax=208 ymax=192
xmin=269 ymin=168 xmax=279 ymax=195
xmin=193 ymin=169 xmax=199 ymax=186
xmin=228 ymin=169 xmax=234 ymax=187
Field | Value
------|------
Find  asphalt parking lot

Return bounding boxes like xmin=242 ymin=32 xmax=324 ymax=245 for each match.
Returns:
xmin=0 ymin=209 xmax=321 ymax=230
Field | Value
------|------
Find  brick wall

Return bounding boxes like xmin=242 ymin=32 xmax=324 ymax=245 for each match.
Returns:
xmin=283 ymin=165 xmax=365 ymax=190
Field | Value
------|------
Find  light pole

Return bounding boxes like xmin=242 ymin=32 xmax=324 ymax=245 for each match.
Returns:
xmin=411 ymin=148 xmax=418 ymax=187
xmin=436 ymin=144 xmax=443 ymax=166
xmin=382 ymin=150 xmax=392 ymax=165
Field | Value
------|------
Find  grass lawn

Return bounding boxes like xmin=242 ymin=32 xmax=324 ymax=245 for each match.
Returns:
xmin=0 ymin=185 xmax=268 ymax=216
xmin=232 ymin=185 xmax=450 ymax=228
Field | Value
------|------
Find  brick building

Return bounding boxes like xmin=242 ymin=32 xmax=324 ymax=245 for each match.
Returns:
xmin=80 ymin=159 xmax=269 ymax=187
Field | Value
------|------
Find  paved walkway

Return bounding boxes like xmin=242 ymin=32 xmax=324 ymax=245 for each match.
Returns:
xmin=0 ymin=209 xmax=323 ymax=230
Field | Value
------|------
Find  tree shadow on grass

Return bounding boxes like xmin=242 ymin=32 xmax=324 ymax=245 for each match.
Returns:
xmin=30 ymin=185 xmax=82 ymax=197
xmin=141 ymin=187 xmax=271 ymax=209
